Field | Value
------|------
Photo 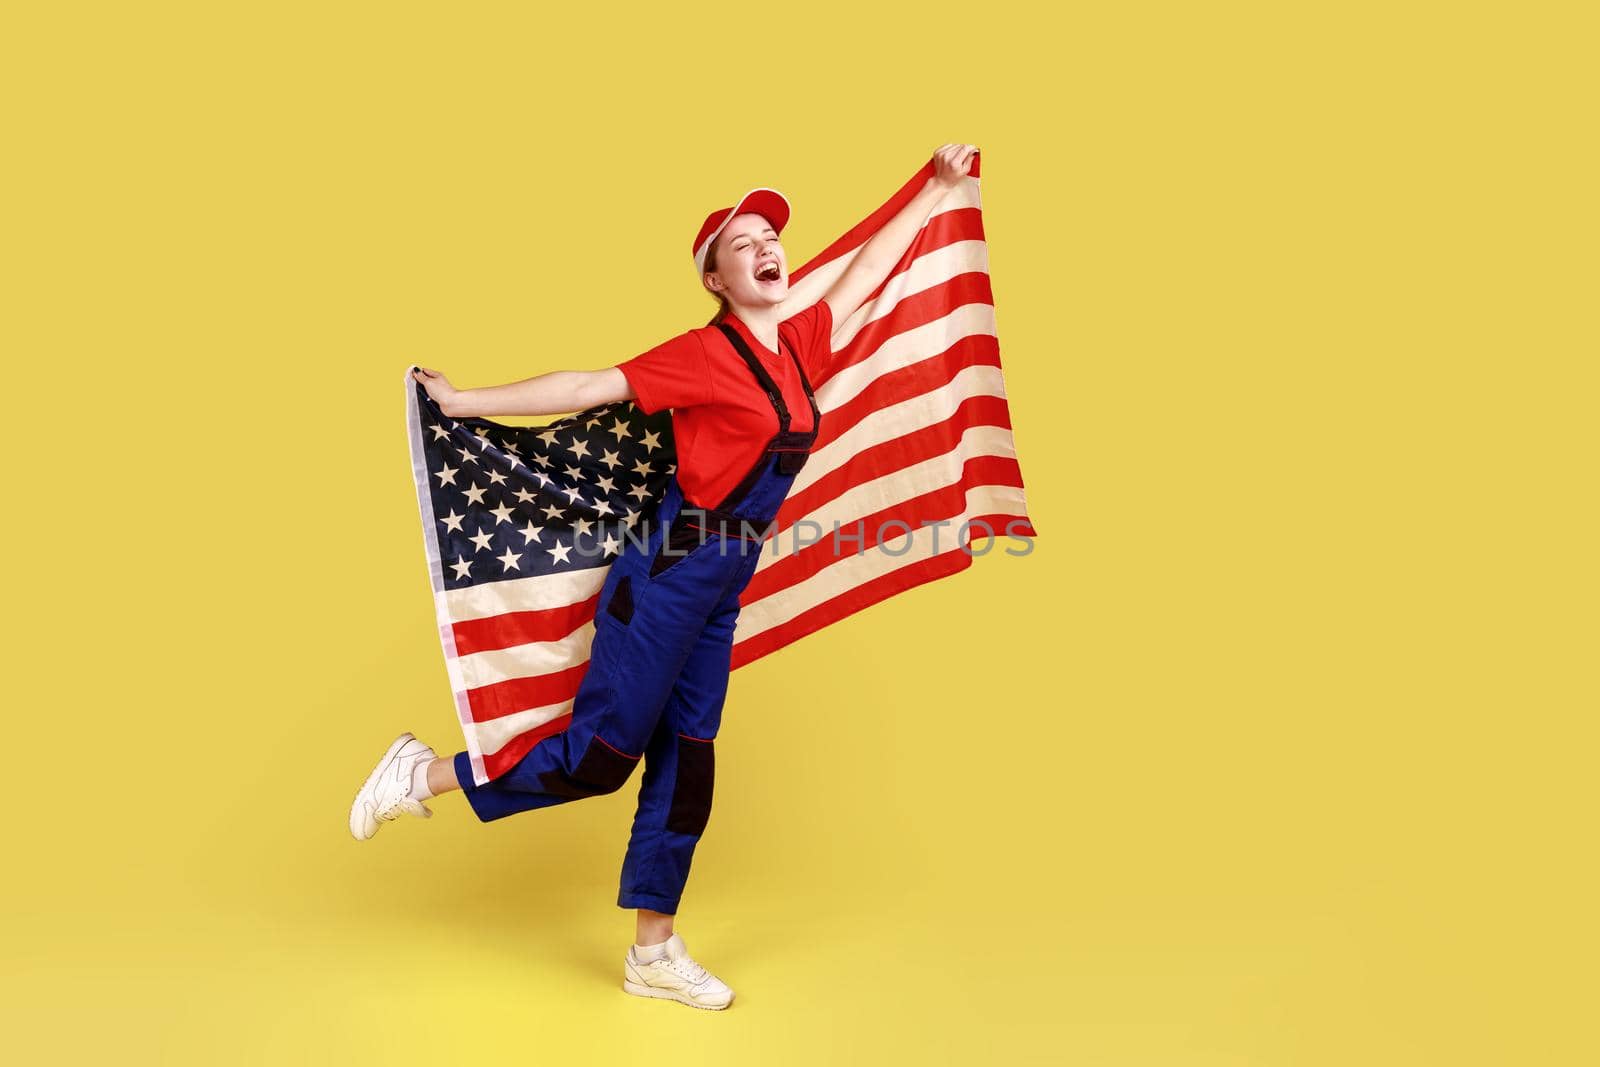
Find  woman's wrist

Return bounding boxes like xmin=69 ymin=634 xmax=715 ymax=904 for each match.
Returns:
xmin=441 ymin=388 xmax=475 ymax=418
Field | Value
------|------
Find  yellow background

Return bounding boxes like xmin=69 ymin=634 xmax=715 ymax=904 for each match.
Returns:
xmin=4 ymin=2 xmax=1594 ymax=1063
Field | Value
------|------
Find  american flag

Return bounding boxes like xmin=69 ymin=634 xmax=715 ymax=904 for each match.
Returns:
xmin=407 ymin=154 xmax=1036 ymax=786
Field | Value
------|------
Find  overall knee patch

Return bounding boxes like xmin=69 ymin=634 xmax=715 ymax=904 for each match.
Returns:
xmin=666 ymin=734 xmax=715 ymax=836
xmin=538 ymin=734 xmax=639 ymax=798
xmin=605 ymin=574 xmax=634 ymax=624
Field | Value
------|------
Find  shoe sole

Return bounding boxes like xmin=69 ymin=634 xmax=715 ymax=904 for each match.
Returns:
xmin=622 ymin=979 xmax=733 ymax=1011
xmin=349 ymin=733 xmax=416 ymax=840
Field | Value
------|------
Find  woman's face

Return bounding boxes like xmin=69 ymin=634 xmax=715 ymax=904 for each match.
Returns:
xmin=706 ymin=212 xmax=787 ymax=308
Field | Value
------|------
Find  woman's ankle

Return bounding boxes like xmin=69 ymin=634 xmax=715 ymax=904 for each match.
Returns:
xmin=424 ymin=755 xmax=461 ymax=796
xmin=635 ymin=908 xmax=674 ymax=946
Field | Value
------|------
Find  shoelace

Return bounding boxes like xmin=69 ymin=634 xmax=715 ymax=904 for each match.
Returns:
xmin=667 ymin=956 xmax=710 ymax=984
xmin=376 ymin=794 xmax=427 ymax=822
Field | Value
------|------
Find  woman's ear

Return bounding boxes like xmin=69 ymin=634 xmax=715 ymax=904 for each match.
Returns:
xmin=703 ymin=271 xmax=725 ymax=295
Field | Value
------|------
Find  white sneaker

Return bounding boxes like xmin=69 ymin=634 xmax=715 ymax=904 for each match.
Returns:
xmin=349 ymin=732 xmax=436 ymax=841
xmin=622 ymin=933 xmax=735 ymax=1010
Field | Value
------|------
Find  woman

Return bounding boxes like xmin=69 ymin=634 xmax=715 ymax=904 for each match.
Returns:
xmin=350 ymin=144 xmax=980 ymax=1010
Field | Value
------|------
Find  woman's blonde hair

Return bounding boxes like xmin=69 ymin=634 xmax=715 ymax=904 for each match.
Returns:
xmin=702 ymin=231 xmax=731 ymax=326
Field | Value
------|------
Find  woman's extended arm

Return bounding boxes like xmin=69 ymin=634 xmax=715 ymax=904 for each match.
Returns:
xmin=411 ymin=365 xmax=635 ymax=418
xmin=818 ymin=143 xmax=979 ymax=326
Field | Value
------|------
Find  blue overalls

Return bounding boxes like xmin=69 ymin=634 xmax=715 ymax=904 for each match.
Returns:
xmin=451 ymin=322 xmax=822 ymax=914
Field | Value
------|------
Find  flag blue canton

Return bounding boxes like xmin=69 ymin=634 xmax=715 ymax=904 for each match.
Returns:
xmin=413 ymin=383 xmax=677 ymax=591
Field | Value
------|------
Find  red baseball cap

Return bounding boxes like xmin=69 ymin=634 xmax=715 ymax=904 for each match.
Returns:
xmin=692 ymin=187 xmax=791 ymax=278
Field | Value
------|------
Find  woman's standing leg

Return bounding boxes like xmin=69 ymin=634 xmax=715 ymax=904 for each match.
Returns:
xmin=615 ymin=577 xmax=742 ymax=1009
xmin=617 ymin=575 xmax=740 ymax=917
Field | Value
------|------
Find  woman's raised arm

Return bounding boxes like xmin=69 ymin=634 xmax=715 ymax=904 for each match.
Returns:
xmin=412 ymin=366 xmax=635 ymax=419
xmin=818 ymin=144 xmax=979 ymax=326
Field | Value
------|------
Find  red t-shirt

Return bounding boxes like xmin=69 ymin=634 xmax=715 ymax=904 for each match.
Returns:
xmin=616 ymin=301 xmax=835 ymax=511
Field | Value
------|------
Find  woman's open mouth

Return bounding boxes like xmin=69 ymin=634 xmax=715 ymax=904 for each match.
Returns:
xmin=754 ymin=261 xmax=782 ymax=285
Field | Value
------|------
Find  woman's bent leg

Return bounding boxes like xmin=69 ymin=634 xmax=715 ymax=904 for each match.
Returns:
xmin=451 ymin=558 xmax=716 ymax=824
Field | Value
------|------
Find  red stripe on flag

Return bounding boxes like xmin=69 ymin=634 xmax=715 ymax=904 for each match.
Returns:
xmin=480 ymin=711 xmax=574 ymax=780
xmin=465 ymin=661 xmax=589 ymax=723
xmin=452 ymin=592 xmax=602 ymax=656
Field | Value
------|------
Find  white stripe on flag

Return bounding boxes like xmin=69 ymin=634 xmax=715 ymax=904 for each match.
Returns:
xmin=473 ymin=699 xmax=577 ymax=758
xmin=831 ymin=240 xmax=991 ymax=355
xmin=440 ymin=560 xmax=611 ymax=623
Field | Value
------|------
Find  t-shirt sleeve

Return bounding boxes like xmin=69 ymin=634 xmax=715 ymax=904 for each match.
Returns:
xmin=779 ymin=299 xmax=836 ymax=384
xmin=615 ymin=330 xmax=714 ymax=415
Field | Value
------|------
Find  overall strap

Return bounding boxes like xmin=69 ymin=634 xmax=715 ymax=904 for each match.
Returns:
xmin=715 ymin=322 xmax=790 ymax=434
xmin=785 ymin=343 xmax=821 ymax=438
